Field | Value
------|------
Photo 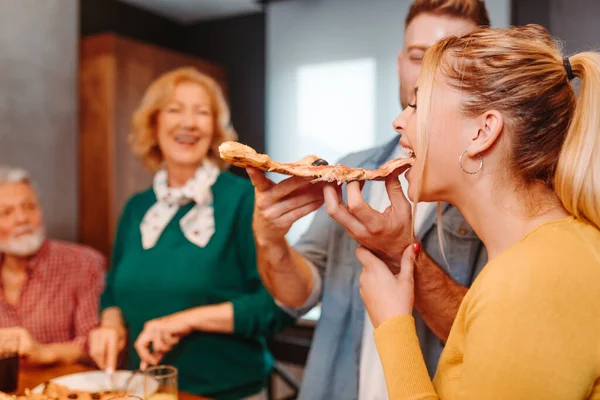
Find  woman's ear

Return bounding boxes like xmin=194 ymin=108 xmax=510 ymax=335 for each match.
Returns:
xmin=466 ymin=110 xmax=504 ymax=156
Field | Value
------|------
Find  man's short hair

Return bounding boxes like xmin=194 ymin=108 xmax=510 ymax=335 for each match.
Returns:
xmin=405 ymin=0 xmax=491 ymax=28
xmin=0 ymin=166 xmax=33 ymax=186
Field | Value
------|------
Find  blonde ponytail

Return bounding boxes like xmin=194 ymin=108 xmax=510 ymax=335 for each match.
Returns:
xmin=555 ymin=53 xmax=600 ymax=230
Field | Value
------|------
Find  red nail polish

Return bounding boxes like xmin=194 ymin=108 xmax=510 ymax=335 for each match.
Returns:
xmin=412 ymin=242 xmax=421 ymax=254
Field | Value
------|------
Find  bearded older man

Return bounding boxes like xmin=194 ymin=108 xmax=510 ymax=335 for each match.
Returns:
xmin=0 ymin=166 xmax=105 ymax=365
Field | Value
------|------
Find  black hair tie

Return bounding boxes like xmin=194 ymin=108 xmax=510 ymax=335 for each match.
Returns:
xmin=563 ymin=57 xmax=575 ymax=81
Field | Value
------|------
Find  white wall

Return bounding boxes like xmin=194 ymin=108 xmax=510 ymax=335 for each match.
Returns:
xmin=550 ymin=0 xmax=600 ymax=54
xmin=267 ymin=0 xmax=510 ymax=243
xmin=0 ymin=0 xmax=79 ymax=240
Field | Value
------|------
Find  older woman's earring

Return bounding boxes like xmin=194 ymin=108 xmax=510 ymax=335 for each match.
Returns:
xmin=459 ymin=150 xmax=483 ymax=175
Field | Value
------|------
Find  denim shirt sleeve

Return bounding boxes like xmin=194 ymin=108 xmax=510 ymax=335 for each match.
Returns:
xmin=275 ymin=258 xmax=323 ymax=318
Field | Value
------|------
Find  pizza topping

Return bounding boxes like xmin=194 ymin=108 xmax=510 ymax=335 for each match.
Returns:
xmin=311 ymin=158 xmax=329 ymax=166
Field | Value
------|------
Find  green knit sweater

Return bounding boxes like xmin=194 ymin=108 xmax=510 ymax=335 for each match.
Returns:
xmin=101 ymin=171 xmax=294 ymax=399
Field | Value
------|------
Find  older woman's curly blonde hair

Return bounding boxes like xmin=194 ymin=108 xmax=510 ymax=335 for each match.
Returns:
xmin=129 ymin=67 xmax=237 ymax=172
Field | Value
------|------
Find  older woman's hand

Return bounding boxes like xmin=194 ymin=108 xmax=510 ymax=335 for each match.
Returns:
xmin=357 ymin=244 xmax=418 ymax=328
xmin=323 ymin=170 xmax=412 ymax=273
xmin=135 ymin=312 xmax=192 ymax=369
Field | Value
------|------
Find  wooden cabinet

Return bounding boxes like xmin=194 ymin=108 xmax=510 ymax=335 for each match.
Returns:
xmin=79 ymin=33 xmax=226 ymax=256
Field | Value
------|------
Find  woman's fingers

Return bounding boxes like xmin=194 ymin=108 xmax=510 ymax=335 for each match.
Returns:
xmin=134 ymin=324 xmax=175 ymax=368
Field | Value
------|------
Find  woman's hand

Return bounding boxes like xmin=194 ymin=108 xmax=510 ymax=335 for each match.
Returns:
xmin=88 ymin=324 xmax=127 ymax=372
xmin=357 ymin=244 xmax=418 ymax=328
xmin=134 ymin=311 xmax=193 ymax=369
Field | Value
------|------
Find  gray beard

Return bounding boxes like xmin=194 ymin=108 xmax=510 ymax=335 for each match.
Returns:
xmin=0 ymin=227 xmax=45 ymax=257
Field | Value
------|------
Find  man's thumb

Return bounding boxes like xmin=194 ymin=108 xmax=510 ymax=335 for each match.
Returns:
xmin=246 ymin=167 xmax=275 ymax=192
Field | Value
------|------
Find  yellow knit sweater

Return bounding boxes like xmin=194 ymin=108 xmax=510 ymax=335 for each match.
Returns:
xmin=374 ymin=217 xmax=600 ymax=400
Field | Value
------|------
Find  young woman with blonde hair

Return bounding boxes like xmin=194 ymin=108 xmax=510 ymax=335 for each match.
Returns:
xmin=325 ymin=24 xmax=600 ymax=399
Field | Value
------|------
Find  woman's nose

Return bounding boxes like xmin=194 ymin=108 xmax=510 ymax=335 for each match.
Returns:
xmin=181 ymin=111 xmax=196 ymax=128
xmin=392 ymin=107 xmax=411 ymax=134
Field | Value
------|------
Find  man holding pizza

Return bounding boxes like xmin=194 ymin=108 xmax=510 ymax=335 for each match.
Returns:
xmin=247 ymin=1 xmax=490 ymax=399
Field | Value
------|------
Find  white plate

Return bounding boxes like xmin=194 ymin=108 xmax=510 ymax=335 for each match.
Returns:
xmin=31 ymin=370 xmax=158 ymax=398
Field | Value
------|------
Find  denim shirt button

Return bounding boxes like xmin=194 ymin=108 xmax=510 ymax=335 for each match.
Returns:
xmin=459 ymin=225 xmax=468 ymax=235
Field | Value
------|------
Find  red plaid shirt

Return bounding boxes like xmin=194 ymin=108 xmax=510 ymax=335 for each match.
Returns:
xmin=0 ymin=240 xmax=106 ymax=349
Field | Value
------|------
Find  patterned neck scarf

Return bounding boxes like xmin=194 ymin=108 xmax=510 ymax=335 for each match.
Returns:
xmin=140 ymin=161 xmax=220 ymax=249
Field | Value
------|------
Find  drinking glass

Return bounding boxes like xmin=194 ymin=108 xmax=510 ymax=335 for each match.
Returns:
xmin=144 ymin=365 xmax=178 ymax=400
xmin=0 ymin=335 xmax=19 ymax=393
xmin=107 ymin=395 xmax=144 ymax=400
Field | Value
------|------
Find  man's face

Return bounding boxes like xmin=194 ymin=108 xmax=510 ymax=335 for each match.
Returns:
xmin=398 ymin=13 xmax=477 ymax=109
xmin=0 ymin=182 xmax=45 ymax=257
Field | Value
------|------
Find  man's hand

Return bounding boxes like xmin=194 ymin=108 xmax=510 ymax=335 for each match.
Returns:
xmin=0 ymin=327 xmax=55 ymax=365
xmin=246 ymin=167 xmax=323 ymax=307
xmin=88 ymin=324 xmax=127 ymax=372
xmin=247 ymin=167 xmax=324 ymax=246
xmin=323 ymin=170 xmax=412 ymax=272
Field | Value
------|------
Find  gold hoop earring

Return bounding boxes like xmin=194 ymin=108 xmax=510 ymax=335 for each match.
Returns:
xmin=459 ymin=150 xmax=483 ymax=175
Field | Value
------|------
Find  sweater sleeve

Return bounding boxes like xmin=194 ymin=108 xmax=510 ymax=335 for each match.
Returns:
xmin=374 ymin=315 xmax=438 ymax=400
xmin=100 ymin=197 xmax=134 ymax=311
xmin=374 ymin=265 xmax=597 ymax=400
xmin=230 ymin=185 xmax=296 ymax=338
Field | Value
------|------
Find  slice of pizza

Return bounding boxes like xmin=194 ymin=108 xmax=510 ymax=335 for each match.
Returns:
xmin=218 ymin=141 xmax=413 ymax=184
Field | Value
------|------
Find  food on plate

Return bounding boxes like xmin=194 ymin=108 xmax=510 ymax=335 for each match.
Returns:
xmin=42 ymin=382 xmax=129 ymax=400
xmin=0 ymin=392 xmax=15 ymax=400
xmin=0 ymin=383 xmax=131 ymax=400
xmin=0 ymin=390 xmax=50 ymax=400
xmin=218 ymin=141 xmax=413 ymax=184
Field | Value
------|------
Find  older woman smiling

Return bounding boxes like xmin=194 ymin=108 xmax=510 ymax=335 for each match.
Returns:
xmin=88 ymin=67 xmax=293 ymax=400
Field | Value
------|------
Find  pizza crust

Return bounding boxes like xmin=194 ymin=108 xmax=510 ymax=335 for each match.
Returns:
xmin=218 ymin=141 xmax=413 ymax=184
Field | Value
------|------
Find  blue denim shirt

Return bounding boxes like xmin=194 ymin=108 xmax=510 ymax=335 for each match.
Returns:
xmin=289 ymin=137 xmax=488 ymax=400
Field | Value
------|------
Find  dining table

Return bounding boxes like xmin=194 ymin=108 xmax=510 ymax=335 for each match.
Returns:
xmin=17 ymin=364 xmax=209 ymax=400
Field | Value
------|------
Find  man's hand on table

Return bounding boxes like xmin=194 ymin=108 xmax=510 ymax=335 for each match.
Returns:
xmin=0 ymin=327 xmax=58 ymax=365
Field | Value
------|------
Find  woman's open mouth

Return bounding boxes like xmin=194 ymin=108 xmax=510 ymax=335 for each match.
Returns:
xmin=402 ymin=146 xmax=416 ymax=160
xmin=175 ymin=134 xmax=200 ymax=145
